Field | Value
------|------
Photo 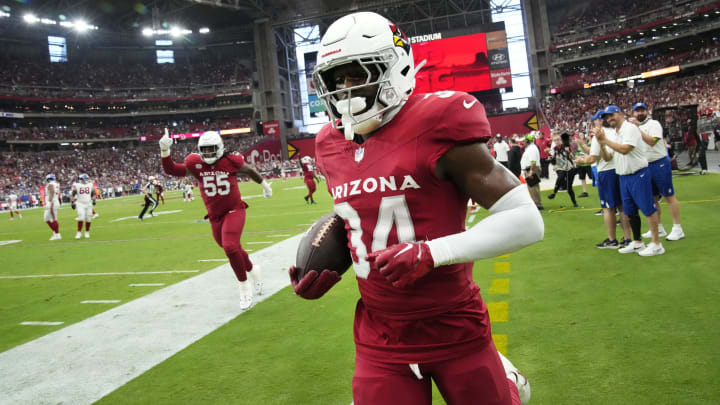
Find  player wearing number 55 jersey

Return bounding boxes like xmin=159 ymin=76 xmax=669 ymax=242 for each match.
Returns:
xmin=160 ymin=130 xmax=272 ymax=310
xmin=290 ymin=12 xmax=543 ymax=405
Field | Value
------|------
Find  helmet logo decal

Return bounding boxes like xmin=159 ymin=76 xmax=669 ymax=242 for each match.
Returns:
xmin=389 ymin=22 xmax=410 ymax=54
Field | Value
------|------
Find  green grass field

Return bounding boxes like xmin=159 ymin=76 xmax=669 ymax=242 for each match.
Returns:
xmin=1 ymin=175 xmax=719 ymax=404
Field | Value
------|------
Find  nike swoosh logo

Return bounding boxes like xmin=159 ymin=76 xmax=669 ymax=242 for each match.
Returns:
xmin=394 ymin=243 xmax=413 ymax=258
xmin=463 ymin=99 xmax=478 ymax=109
xmin=659 ymin=164 xmax=665 ymax=167
xmin=640 ymin=174 xmax=645 ymax=177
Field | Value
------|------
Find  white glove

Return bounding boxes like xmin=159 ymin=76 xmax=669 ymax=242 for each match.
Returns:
xmin=159 ymin=128 xmax=172 ymax=157
xmin=261 ymin=180 xmax=272 ymax=199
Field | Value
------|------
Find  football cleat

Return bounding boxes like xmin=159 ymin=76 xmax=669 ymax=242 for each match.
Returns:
xmin=49 ymin=233 xmax=61 ymax=241
xmin=92 ymin=213 xmax=99 ymax=219
xmin=248 ymin=265 xmax=263 ymax=296
xmin=238 ymin=280 xmax=254 ymax=310
xmin=498 ymin=352 xmax=531 ymax=405
xmin=75 ymin=232 xmax=82 ymax=239
xmin=84 ymin=232 xmax=90 ymax=239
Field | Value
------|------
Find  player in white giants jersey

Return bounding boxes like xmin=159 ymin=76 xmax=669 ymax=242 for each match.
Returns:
xmin=7 ymin=192 xmax=21 ymax=220
xmin=184 ymin=181 xmax=194 ymax=202
xmin=44 ymin=174 xmax=61 ymax=240
xmin=72 ymin=174 xmax=95 ymax=239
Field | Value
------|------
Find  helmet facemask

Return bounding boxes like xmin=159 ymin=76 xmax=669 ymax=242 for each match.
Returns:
xmin=314 ymin=50 xmax=405 ymax=140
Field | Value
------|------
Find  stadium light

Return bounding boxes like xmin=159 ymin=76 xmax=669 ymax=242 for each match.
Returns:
xmin=170 ymin=26 xmax=181 ymax=37
xmin=59 ymin=21 xmax=73 ymax=27
xmin=74 ymin=20 xmax=88 ymax=32
xmin=199 ymin=27 xmax=210 ymax=34
xmin=24 ymin=13 xmax=39 ymax=24
xmin=0 ymin=10 xmax=10 ymax=18
xmin=142 ymin=28 xmax=153 ymax=36
xmin=40 ymin=18 xmax=57 ymax=25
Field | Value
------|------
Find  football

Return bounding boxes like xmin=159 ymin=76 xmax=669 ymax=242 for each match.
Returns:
xmin=295 ymin=213 xmax=353 ymax=279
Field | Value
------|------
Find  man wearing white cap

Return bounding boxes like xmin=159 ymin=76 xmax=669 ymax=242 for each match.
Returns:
xmin=630 ymin=102 xmax=684 ymax=241
xmin=494 ymin=134 xmax=510 ymax=169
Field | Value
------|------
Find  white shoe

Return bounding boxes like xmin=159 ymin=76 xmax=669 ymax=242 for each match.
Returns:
xmin=618 ymin=241 xmax=645 ymax=254
xmin=18 ymin=214 xmax=22 ymax=219
xmin=498 ymin=352 xmax=531 ymax=405
xmin=666 ymin=227 xmax=685 ymax=241
xmin=84 ymin=232 xmax=90 ymax=239
xmin=642 ymin=225 xmax=667 ymax=238
xmin=50 ymin=233 xmax=61 ymax=241
xmin=238 ymin=280 xmax=254 ymax=310
xmin=638 ymin=242 xmax=665 ymax=256
xmin=248 ymin=266 xmax=263 ymax=295
xmin=75 ymin=232 xmax=82 ymax=239
xmin=92 ymin=213 xmax=99 ymax=219
xmin=9 ymin=217 xmax=13 ymax=221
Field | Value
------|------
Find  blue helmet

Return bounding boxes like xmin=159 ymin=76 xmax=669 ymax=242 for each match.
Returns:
xmin=46 ymin=174 xmax=56 ymax=182
xmin=79 ymin=173 xmax=89 ymax=181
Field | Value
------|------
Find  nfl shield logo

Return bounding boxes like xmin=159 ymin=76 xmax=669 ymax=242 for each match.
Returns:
xmin=196 ymin=164 xmax=202 ymax=169
xmin=354 ymin=147 xmax=365 ymax=162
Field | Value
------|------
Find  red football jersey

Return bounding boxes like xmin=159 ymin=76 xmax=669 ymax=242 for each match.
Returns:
xmin=184 ymin=153 xmax=247 ymax=218
xmin=301 ymin=163 xmax=315 ymax=180
xmin=315 ymin=91 xmax=493 ymax=363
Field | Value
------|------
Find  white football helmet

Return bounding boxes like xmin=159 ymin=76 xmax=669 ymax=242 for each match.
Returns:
xmin=312 ymin=12 xmax=419 ymax=140
xmin=198 ymin=131 xmax=224 ymax=164
xmin=301 ymin=156 xmax=313 ymax=165
xmin=148 ymin=176 xmax=155 ymax=183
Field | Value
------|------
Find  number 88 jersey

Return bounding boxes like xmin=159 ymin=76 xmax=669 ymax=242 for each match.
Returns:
xmin=185 ymin=152 xmax=247 ymax=218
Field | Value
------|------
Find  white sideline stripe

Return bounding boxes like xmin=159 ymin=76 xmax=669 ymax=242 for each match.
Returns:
xmin=0 ymin=233 xmax=302 ymax=405
xmin=283 ymin=186 xmax=307 ymax=190
xmin=128 ymin=284 xmax=165 ymax=287
xmin=20 ymin=322 xmax=64 ymax=326
xmin=246 ymin=241 xmax=273 ymax=244
xmin=197 ymin=259 xmax=228 ymax=262
xmin=81 ymin=300 xmax=121 ymax=304
xmin=0 ymin=240 xmax=22 ymax=246
xmin=0 ymin=270 xmax=199 ymax=279
xmin=267 ymin=234 xmax=291 ymax=237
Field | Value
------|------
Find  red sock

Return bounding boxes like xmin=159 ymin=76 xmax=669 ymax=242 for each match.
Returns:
xmin=53 ymin=221 xmax=60 ymax=233
xmin=92 ymin=209 xmax=96 ymax=215
xmin=77 ymin=221 xmax=83 ymax=232
xmin=46 ymin=221 xmax=53 ymax=230
xmin=85 ymin=222 xmax=91 ymax=231
xmin=10 ymin=211 xmax=13 ymax=217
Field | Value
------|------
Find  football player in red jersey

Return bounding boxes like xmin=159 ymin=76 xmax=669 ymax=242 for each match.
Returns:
xmin=288 ymin=12 xmax=543 ymax=405
xmin=159 ymin=130 xmax=272 ymax=310
xmin=300 ymin=156 xmax=319 ymax=204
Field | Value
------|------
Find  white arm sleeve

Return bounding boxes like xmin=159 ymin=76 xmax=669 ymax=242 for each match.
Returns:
xmin=426 ymin=184 xmax=544 ymax=266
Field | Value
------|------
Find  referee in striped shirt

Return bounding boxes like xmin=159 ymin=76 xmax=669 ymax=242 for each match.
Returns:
xmin=138 ymin=176 xmax=158 ymax=221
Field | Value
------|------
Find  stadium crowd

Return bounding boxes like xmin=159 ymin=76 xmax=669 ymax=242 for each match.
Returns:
xmin=550 ymin=0 xmax=711 ymax=46
xmin=0 ymin=59 xmax=251 ymax=90
xmin=0 ymin=117 xmax=252 ymax=141
xmin=543 ymin=69 xmax=720 ymax=134
xmin=554 ymin=40 xmax=720 ymax=89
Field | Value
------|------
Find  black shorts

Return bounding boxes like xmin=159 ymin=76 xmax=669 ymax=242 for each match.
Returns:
xmin=577 ymin=165 xmax=593 ymax=180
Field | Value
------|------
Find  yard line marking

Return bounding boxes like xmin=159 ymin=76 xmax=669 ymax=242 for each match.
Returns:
xmin=81 ymin=300 xmax=121 ymax=304
xmin=283 ymin=186 xmax=307 ymax=190
xmin=241 ymin=194 xmax=264 ymax=199
xmin=489 ymin=279 xmax=510 ymax=294
xmin=0 ymin=240 xmax=22 ymax=246
xmin=111 ymin=210 xmax=183 ymax=222
xmin=128 ymin=284 xmax=165 ymax=287
xmin=197 ymin=259 xmax=228 ymax=262
xmin=492 ymin=334 xmax=508 ymax=355
xmin=0 ymin=234 xmax=301 ymax=405
xmin=247 ymin=241 xmax=273 ymax=244
xmin=267 ymin=234 xmax=291 ymax=237
xmin=467 ymin=214 xmax=476 ymax=223
xmin=487 ymin=302 xmax=508 ymax=322
xmin=0 ymin=270 xmax=199 ymax=279
xmin=493 ymin=262 xmax=510 ymax=273
xmin=20 ymin=322 xmax=64 ymax=326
